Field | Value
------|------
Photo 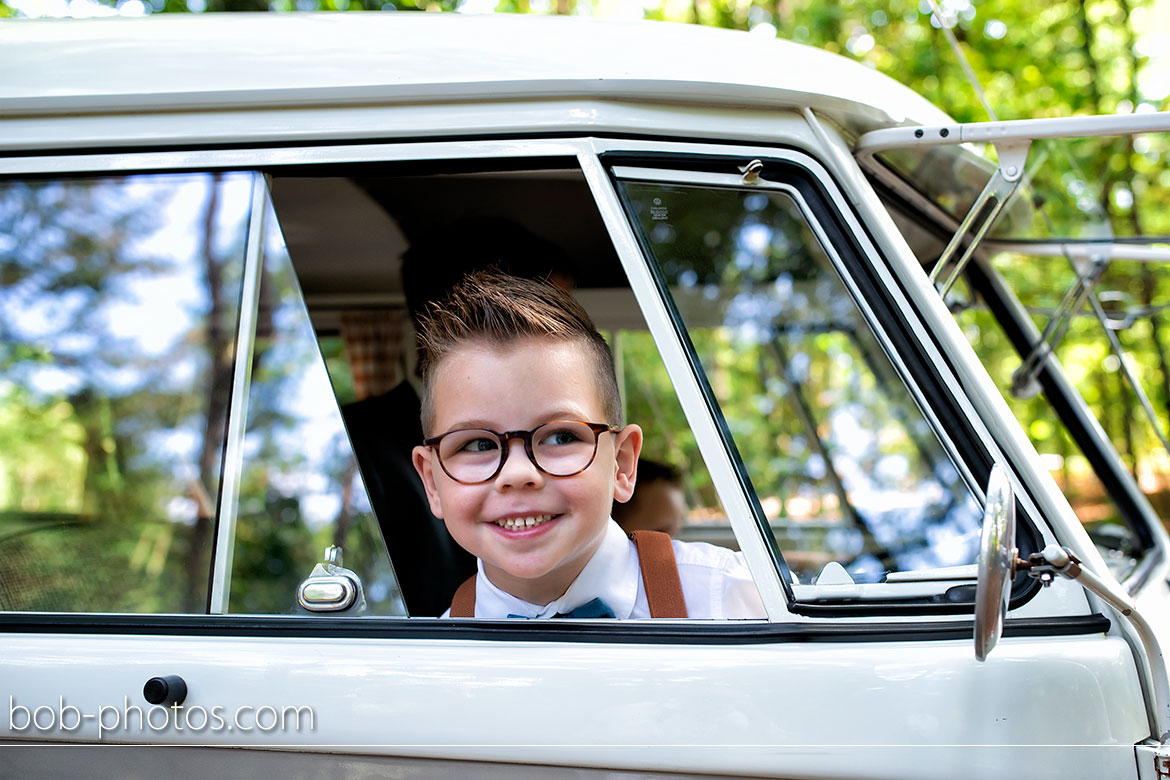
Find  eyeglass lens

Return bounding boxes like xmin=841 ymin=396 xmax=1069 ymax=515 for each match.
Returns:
xmin=437 ymin=421 xmax=601 ymax=482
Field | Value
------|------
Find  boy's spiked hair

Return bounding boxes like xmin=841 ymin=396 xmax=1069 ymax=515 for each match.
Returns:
xmin=416 ymin=269 xmax=623 ymax=434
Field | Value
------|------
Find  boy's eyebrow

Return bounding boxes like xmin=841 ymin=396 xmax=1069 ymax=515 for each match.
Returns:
xmin=443 ymin=418 xmax=499 ymax=432
xmin=441 ymin=409 xmax=598 ymax=433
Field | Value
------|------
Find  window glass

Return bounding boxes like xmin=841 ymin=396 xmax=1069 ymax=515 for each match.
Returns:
xmin=0 ymin=173 xmax=250 ymax=612
xmin=617 ymin=178 xmax=983 ymax=587
xmin=953 ymin=254 xmax=1160 ymax=578
xmin=229 ymin=197 xmax=405 ymax=616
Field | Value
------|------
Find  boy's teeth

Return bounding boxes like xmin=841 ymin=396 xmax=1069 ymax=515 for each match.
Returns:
xmin=497 ymin=515 xmax=553 ymax=530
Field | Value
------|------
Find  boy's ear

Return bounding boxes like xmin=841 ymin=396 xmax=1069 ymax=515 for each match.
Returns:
xmin=611 ymin=423 xmax=643 ymax=504
xmin=412 ymin=445 xmax=446 ymax=519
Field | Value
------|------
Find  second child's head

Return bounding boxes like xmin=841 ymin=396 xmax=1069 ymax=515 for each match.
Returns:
xmin=411 ymin=270 xmax=642 ymax=605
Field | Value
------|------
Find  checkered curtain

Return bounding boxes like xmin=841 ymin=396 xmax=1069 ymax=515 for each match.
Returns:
xmin=340 ymin=310 xmax=408 ymax=401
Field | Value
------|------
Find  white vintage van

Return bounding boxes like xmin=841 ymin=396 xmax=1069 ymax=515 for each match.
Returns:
xmin=3 ymin=11 xmax=1170 ymax=780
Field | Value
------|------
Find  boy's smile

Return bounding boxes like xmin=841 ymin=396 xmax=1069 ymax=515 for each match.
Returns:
xmin=413 ymin=336 xmax=641 ymax=606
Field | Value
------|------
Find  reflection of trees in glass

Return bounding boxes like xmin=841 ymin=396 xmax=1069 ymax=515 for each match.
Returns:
xmin=622 ymin=181 xmax=980 ymax=582
xmin=228 ymin=204 xmax=404 ymax=616
xmin=0 ymin=174 xmax=248 ymax=612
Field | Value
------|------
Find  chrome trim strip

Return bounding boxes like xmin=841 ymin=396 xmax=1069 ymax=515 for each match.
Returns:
xmin=208 ymin=173 xmax=268 ymax=615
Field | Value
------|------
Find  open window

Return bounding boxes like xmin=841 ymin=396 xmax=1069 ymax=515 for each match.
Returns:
xmin=265 ymin=159 xmax=757 ymax=617
xmin=0 ymin=156 xmax=776 ymax=621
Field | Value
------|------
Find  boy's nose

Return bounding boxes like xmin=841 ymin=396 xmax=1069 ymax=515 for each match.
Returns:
xmin=496 ymin=440 xmax=544 ymax=489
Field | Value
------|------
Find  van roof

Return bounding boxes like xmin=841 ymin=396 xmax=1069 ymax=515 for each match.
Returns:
xmin=2 ymin=12 xmax=950 ymax=137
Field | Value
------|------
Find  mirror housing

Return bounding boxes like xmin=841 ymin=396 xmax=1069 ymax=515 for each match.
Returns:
xmin=974 ymin=464 xmax=1015 ymax=662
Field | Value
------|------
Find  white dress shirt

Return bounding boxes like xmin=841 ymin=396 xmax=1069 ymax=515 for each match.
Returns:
xmin=448 ymin=519 xmax=766 ymax=619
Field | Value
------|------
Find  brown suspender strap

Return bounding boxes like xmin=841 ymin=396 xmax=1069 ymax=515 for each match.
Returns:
xmin=449 ymin=574 xmax=477 ymax=618
xmin=630 ymin=530 xmax=688 ymax=618
xmin=447 ymin=532 xmax=688 ymax=618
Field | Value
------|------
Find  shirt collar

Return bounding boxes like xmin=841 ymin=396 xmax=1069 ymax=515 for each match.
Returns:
xmin=475 ymin=519 xmax=639 ymax=619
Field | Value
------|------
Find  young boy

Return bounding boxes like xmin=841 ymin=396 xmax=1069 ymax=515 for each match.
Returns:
xmin=411 ymin=270 xmax=765 ymax=619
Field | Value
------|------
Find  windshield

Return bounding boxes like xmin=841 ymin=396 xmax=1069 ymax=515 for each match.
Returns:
xmin=875 ymin=132 xmax=1170 ymax=244
xmin=951 ymin=254 xmax=1166 ymax=579
xmin=869 ymin=127 xmax=1170 ymax=580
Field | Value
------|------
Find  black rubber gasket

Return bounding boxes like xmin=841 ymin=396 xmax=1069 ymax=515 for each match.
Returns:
xmin=0 ymin=612 xmax=1110 ymax=645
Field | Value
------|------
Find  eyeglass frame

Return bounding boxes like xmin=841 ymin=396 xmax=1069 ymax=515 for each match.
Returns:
xmin=423 ymin=420 xmax=621 ymax=485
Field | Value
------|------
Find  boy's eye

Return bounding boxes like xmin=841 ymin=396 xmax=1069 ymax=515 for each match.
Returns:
xmin=539 ymin=426 xmax=584 ymax=447
xmin=457 ymin=435 xmax=500 ymax=453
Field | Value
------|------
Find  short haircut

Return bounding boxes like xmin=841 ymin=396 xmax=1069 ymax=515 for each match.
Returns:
xmin=417 ymin=269 xmax=622 ymax=434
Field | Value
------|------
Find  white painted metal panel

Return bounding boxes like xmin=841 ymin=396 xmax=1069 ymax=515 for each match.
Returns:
xmin=0 ymin=15 xmax=949 ymax=135
xmin=1 ymin=631 xmax=1147 ymax=778
xmin=0 ymin=101 xmax=820 ymax=153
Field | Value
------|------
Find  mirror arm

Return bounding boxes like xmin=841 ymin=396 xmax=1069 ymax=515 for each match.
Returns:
xmin=1021 ymin=545 xmax=1170 ymax=742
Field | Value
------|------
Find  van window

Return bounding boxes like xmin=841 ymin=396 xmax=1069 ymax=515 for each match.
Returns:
xmin=954 ymin=257 xmax=1155 ymax=579
xmin=0 ymin=171 xmax=403 ymax=616
xmin=0 ymin=173 xmax=249 ymax=613
xmin=615 ymin=171 xmax=985 ymax=589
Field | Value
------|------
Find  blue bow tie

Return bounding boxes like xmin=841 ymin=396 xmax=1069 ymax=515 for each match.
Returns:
xmin=507 ymin=597 xmax=615 ymax=619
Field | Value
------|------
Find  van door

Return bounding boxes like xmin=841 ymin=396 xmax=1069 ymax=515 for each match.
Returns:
xmin=0 ymin=139 xmax=1151 ymax=779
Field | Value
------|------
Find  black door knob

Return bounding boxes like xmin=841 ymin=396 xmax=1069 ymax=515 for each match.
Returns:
xmin=143 ymin=675 xmax=187 ymax=706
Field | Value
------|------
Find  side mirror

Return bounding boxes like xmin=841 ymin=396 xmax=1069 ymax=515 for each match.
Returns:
xmin=974 ymin=464 xmax=1015 ymax=662
xmin=971 ymin=465 xmax=1170 ymax=740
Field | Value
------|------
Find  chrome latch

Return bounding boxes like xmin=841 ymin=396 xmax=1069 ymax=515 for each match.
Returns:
xmin=738 ymin=159 xmax=764 ymax=185
xmin=297 ymin=545 xmax=366 ymax=614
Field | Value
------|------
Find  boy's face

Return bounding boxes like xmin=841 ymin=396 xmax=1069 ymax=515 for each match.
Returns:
xmin=412 ymin=336 xmax=642 ymax=606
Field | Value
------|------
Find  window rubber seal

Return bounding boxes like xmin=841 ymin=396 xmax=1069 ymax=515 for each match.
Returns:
xmin=0 ymin=612 xmax=1110 ymax=645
